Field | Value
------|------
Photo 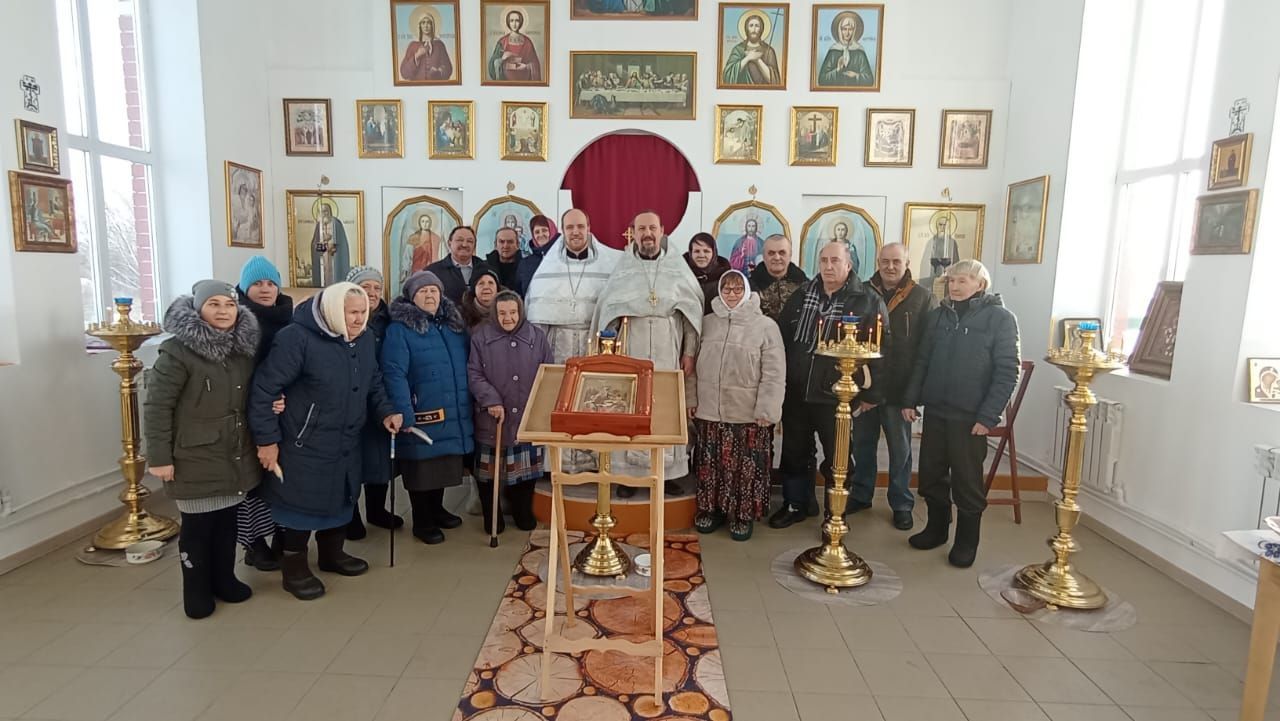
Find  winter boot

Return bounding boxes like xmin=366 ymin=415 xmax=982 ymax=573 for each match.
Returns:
xmin=316 ymin=526 xmax=370 ymax=576
xmin=909 ymin=501 xmax=952 ymax=550
xmin=346 ymin=504 xmax=367 ymax=541
xmin=280 ymin=549 xmax=325 ymax=601
xmin=211 ymin=507 xmax=252 ymax=603
xmin=178 ymin=513 xmax=216 ymax=619
xmin=509 ymin=481 xmax=538 ymax=531
xmin=365 ymin=483 xmax=404 ymax=529
xmin=243 ymin=537 xmax=280 ymax=572
xmin=477 ymin=480 xmax=506 ymax=536
xmin=409 ymin=490 xmax=445 ymax=545
xmin=948 ymin=512 xmax=982 ymax=568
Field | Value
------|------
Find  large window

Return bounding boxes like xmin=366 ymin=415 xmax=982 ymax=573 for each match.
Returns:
xmin=56 ymin=0 xmax=161 ymax=325
xmin=1103 ymin=0 xmax=1222 ymax=352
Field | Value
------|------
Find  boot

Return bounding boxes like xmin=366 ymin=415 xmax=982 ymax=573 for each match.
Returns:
xmin=346 ymin=504 xmax=367 ymax=540
xmin=281 ymin=550 xmax=325 ymax=601
xmin=509 ymin=481 xmax=538 ymax=531
xmin=316 ymin=526 xmax=370 ymax=576
xmin=211 ymin=507 xmax=252 ymax=603
xmin=948 ymin=512 xmax=982 ymax=568
xmin=909 ymin=501 xmax=952 ymax=550
xmin=243 ymin=537 xmax=280 ymax=572
xmin=429 ymin=488 xmax=462 ymax=529
xmin=477 ymin=480 xmax=506 ymax=536
xmin=365 ymin=483 xmax=404 ymax=529
xmin=409 ymin=490 xmax=445 ymax=545
xmin=178 ymin=513 xmax=215 ymax=619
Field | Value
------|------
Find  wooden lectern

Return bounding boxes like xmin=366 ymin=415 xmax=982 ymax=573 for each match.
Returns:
xmin=517 ymin=363 xmax=688 ymax=706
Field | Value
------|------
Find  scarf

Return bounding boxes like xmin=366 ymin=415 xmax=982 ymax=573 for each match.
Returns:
xmin=794 ymin=277 xmax=849 ymax=351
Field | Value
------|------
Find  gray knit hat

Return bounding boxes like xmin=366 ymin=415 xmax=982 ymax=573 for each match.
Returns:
xmin=402 ymin=270 xmax=443 ymax=300
xmin=346 ymin=265 xmax=384 ymax=286
xmin=193 ymin=279 xmax=236 ymax=309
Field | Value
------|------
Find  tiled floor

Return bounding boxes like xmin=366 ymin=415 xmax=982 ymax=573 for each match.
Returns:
xmin=0 ymin=493 xmax=1271 ymax=721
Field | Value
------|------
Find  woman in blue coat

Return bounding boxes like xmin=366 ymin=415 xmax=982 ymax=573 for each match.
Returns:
xmin=249 ymin=282 xmax=402 ymax=600
xmin=383 ymin=271 xmax=475 ymax=545
xmin=344 ymin=266 xmax=404 ymax=539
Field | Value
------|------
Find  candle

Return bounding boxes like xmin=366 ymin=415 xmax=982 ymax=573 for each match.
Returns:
xmin=817 ymin=316 xmax=824 ymax=346
xmin=875 ymin=314 xmax=882 ymax=348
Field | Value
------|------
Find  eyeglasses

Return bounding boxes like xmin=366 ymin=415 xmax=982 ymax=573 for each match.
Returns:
xmin=721 ymin=286 xmax=746 ymax=295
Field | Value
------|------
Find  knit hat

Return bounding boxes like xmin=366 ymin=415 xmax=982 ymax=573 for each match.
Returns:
xmin=469 ymin=267 xmax=502 ymax=293
xmin=346 ymin=265 xmax=383 ymax=286
xmin=238 ymin=255 xmax=282 ymax=292
xmin=193 ymin=279 xmax=237 ymax=310
xmin=403 ymin=270 xmax=443 ymax=301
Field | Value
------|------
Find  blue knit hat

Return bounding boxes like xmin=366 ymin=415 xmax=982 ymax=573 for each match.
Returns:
xmin=238 ymin=255 xmax=282 ymax=292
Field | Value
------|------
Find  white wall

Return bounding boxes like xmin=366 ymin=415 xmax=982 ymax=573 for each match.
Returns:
xmin=998 ymin=0 xmax=1280 ymax=608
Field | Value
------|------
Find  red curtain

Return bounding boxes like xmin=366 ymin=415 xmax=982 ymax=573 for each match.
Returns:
xmin=560 ymin=134 xmax=701 ymax=249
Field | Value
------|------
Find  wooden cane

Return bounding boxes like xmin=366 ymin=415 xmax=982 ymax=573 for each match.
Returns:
xmin=491 ymin=415 xmax=504 ymax=548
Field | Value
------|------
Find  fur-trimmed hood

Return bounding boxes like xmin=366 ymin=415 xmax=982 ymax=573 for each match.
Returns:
xmin=389 ymin=296 xmax=466 ymax=335
xmin=162 ymin=295 xmax=260 ymax=362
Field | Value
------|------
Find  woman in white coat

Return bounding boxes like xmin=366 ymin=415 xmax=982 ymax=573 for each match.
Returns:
xmin=688 ymin=270 xmax=786 ymax=540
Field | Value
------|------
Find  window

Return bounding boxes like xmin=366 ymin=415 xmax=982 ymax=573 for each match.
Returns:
xmin=1104 ymin=0 xmax=1222 ymax=352
xmin=56 ymin=0 xmax=161 ymax=325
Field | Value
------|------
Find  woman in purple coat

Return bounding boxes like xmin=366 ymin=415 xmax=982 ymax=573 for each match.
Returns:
xmin=468 ymin=290 xmax=553 ymax=533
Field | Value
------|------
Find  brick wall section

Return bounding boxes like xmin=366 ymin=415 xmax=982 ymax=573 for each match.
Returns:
xmin=119 ymin=12 xmax=155 ymax=320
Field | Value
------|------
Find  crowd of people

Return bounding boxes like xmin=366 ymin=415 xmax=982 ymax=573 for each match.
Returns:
xmin=145 ymin=207 xmax=1020 ymax=619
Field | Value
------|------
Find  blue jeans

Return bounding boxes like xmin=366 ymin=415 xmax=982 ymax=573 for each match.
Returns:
xmin=850 ymin=404 xmax=915 ymax=512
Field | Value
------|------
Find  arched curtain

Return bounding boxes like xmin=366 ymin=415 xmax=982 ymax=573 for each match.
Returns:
xmin=560 ymin=133 xmax=701 ymax=249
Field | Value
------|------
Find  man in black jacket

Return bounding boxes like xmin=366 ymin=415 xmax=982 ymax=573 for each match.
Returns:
xmin=769 ymin=242 xmax=889 ymax=529
xmin=485 ymin=226 xmax=522 ymax=290
xmin=426 ymin=226 xmax=492 ymax=303
xmin=902 ymin=259 xmax=1020 ymax=568
xmin=849 ymin=243 xmax=935 ymax=530
xmin=749 ymin=234 xmax=809 ymax=322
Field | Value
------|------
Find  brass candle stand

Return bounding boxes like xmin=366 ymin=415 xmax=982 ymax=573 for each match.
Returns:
xmin=87 ymin=298 xmax=179 ymax=550
xmin=1014 ymin=323 xmax=1124 ymax=609
xmin=795 ymin=316 xmax=881 ymax=592
xmin=573 ymin=328 xmax=630 ymax=578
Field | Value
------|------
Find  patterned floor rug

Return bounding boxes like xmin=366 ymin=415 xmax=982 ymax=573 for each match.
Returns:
xmin=451 ymin=531 xmax=731 ymax=721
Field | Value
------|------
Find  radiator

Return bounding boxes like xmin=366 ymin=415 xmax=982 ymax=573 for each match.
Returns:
xmin=1052 ymin=386 xmax=1125 ymax=502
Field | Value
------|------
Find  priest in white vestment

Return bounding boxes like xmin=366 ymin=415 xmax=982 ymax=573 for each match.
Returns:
xmin=592 ymin=211 xmax=704 ymax=494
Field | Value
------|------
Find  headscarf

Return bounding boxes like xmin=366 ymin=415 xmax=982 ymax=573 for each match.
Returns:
xmin=717 ymin=269 xmax=750 ymax=311
xmin=318 ymin=281 xmax=369 ymax=342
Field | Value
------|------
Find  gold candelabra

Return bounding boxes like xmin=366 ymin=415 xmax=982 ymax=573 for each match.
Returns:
xmin=795 ymin=315 xmax=882 ymax=592
xmin=86 ymin=298 xmax=179 ymax=549
xmin=574 ymin=328 xmax=630 ymax=578
xmin=1014 ymin=322 xmax=1124 ymax=609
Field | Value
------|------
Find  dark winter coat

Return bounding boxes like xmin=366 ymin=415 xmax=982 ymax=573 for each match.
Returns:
xmin=468 ymin=316 xmax=553 ymax=448
xmin=778 ymin=273 xmax=889 ymax=406
xmin=382 ymin=298 xmax=475 ymax=460
xmin=485 ymin=249 xmax=521 ymax=291
xmin=237 ymin=288 xmax=294 ymax=364
xmin=684 ymin=253 xmax=732 ymax=314
xmin=248 ymin=296 xmax=396 ymax=517
xmin=358 ymin=301 xmax=394 ymax=484
xmin=868 ymin=270 xmax=935 ymax=406
xmin=750 ymin=262 xmax=808 ymax=321
xmin=144 ymin=296 xmax=261 ymax=500
xmin=515 ymin=234 xmax=558 ymax=296
xmin=426 ymin=255 xmax=494 ymax=304
xmin=903 ymin=292 xmax=1021 ymax=429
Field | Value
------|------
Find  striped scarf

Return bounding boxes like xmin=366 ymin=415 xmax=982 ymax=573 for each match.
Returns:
xmin=794 ymin=277 xmax=848 ymax=351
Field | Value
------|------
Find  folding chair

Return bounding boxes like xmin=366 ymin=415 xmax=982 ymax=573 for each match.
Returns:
xmin=983 ymin=359 xmax=1035 ymax=524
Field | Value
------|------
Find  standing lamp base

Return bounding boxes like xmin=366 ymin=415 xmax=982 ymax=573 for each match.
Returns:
xmin=1014 ymin=561 xmax=1106 ymax=610
xmin=93 ymin=510 xmax=179 ymax=550
xmin=574 ymin=533 xmax=631 ymax=578
xmin=794 ymin=542 xmax=873 ymax=592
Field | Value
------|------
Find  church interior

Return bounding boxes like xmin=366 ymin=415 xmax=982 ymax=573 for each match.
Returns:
xmin=2 ymin=1 xmax=1280 ymax=720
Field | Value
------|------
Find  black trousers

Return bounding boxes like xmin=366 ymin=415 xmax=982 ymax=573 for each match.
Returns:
xmin=778 ymin=396 xmax=839 ymax=510
xmin=917 ymin=414 xmax=990 ymax=516
xmin=279 ymin=526 xmax=344 ymax=553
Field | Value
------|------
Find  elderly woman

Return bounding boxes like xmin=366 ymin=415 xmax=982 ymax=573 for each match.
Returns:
xmin=688 ymin=271 xmax=785 ymax=540
xmin=383 ymin=271 xmax=475 ymax=545
xmin=145 ymin=281 xmax=260 ymax=618
xmin=684 ymin=232 xmax=731 ymax=312
xmin=903 ymin=259 xmax=1020 ymax=568
xmin=233 ymin=256 xmax=292 ymax=572
xmin=460 ymin=267 xmax=501 ymax=330
xmin=468 ymin=290 xmax=552 ymax=533
xmin=344 ymin=266 xmax=404 ymax=538
xmin=249 ymin=283 xmax=402 ymax=601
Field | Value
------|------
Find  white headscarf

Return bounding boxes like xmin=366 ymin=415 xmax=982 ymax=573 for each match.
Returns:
xmin=318 ymin=281 xmax=369 ymax=341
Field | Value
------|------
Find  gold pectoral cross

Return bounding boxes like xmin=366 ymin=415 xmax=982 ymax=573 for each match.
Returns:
xmin=648 ymin=290 xmax=658 ymax=308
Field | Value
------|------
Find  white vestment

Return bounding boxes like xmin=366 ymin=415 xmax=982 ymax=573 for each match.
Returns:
xmin=592 ymin=245 xmax=704 ymax=480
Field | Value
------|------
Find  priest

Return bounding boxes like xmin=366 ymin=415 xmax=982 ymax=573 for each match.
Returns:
xmin=592 ymin=211 xmax=703 ymax=496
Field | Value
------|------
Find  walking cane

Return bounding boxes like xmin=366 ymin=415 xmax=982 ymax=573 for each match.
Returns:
xmin=389 ymin=431 xmax=397 ymax=568
xmin=490 ymin=416 xmax=504 ymax=548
